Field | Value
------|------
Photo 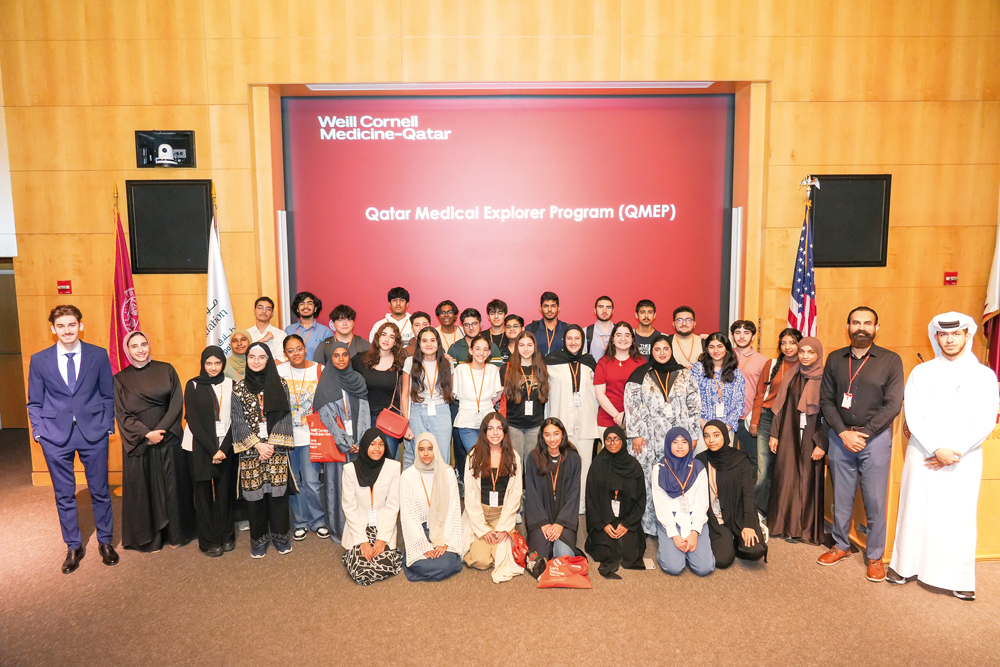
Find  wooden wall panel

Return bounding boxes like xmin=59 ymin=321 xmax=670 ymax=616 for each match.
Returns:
xmin=511 ymin=0 xmax=621 ymax=37
xmin=0 ymin=0 xmax=207 ymax=41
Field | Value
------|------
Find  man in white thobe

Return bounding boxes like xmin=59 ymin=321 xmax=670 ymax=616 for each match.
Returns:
xmin=887 ymin=312 xmax=999 ymax=600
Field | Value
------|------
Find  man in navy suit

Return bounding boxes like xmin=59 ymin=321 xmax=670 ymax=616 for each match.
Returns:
xmin=27 ymin=305 xmax=120 ymax=573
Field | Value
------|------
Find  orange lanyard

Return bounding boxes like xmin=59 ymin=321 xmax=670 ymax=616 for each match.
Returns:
xmin=714 ymin=374 xmax=724 ymax=402
xmin=847 ymin=354 xmax=870 ymax=393
xmin=708 ymin=465 xmax=718 ymax=497
xmin=420 ymin=474 xmax=432 ymax=506
xmin=666 ymin=461 xmax=694 ymax=496
xmin=469 ymin=365 xmax=486 ymax=412
xmin=424 ymin=362 xmax=437 ymax=400
xmin=522 ymin=367 xmax=534 ymax=401
xmin=370 ymin=487 xmax=375 ymax=509
xmin=545 ymin=325 xmax=556 ymax=351
xmin=570 ymin=362 xmax=580 ymax=391
xmin=676 ymin=337 xmax=696 ymax=365
xmin=490 ymin=467 xmax=500 ymax=492
xmin=440 ymin=328 xmax=459 ymax=349
xmin=287 ymin=365 xmax=305 ymax=411
xmin=549 ymin=456 xmax=562 ymax=495
xmin=299 ymin=323 xmax=315 ymax=346
xmin=343 ymin=395 xmax=350 ymax=420
xmin=258 ymin=392 xmax=265 ymax=420
xmin=652 ymin=370 xmax=669 ymax=398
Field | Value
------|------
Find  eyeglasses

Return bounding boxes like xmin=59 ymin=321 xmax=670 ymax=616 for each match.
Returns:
xmin=674 ymin=318 xmax=694 ymax=324
xmin=439 ymin=310 xmax=455 ymax=315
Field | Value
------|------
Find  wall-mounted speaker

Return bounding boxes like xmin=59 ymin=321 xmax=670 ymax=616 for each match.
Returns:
xmin=810 ymin=174 xmax=891 ymax=268
xmin=125 ymin=180 xmax=212 ymax=274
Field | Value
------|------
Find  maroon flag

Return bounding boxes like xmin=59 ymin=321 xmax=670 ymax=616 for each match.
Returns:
xmin=110 ymin=205 xmax=141 ymax=374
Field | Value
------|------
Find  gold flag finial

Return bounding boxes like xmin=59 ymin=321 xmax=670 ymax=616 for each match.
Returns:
xmin=114 ymin=184 xmax=119 ymax=208
xmin=211 ymin=182 xmax=217 ymax=206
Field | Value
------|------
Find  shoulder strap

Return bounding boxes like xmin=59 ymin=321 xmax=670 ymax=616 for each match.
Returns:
xmin=586 ymin=324 xmax=595 ymax=348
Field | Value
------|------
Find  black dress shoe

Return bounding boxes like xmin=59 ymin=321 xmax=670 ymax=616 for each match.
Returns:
xmin=221 ymin=540 xmax=236 ymax=552
xmin=62 ymin=547 xmax=85 ymax=574
xmin=99 ymin=543 xmax=120 ymax=566
xmin=204 ymin=546 xmax=224 ymax=557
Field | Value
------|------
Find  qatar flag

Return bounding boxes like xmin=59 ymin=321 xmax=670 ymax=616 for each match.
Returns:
xmin=109 ymin=206 xmax=141 ymax=374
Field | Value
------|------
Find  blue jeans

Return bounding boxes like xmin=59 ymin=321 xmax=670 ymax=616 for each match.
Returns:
xmin=405 ymin=402 xmax=454 ymax=469
xmin=828 ymin=428 xmax=893 ymax=560
xmin=755 ymin=407 xmax=775 ymax=514
xmin=656 ymin=522 xmax=715 ymax=576
xmin=289 ymin=445 xmax=325 ymax=531
xmin=382 ymin=434 xmax=400 ymax=461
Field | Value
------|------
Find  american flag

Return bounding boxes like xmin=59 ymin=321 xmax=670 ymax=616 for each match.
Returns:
xmin=788 ymin=202 xmax=817 ymax=337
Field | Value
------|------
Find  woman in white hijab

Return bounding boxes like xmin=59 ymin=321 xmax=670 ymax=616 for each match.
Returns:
xmin=888 ymin=312 xmax=999 ymax=600
xmin=399 ymin=433 xmax=464 ymax=582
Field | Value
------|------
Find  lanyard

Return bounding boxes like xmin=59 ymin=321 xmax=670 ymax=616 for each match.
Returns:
xmin=343 ymin=395 xmax=351 ymax=419
xmin=469 ymin=365 xmax=486 ymax=413
xmin=370 ymin=486 xmax=375 ymax=509
xmin=420 ymin=474 xmax=432 ymax=506
xmin=258 ymin=392 xmax=265 ymax=421
xmin=299 ymin=323 xmax=315 ymax=346
xmin=490 ymin=467 xmax=500 ymax=492
xmin=522 ymin=366 xmax=534 ymax=401
xmin=714 ymin=374 xmax=724 ymax=402
xmin=213 ymin=384 xmax=222 ymax=420
xmin=287 ymin=364 xmax=305 ymax=411
xmin=440 ymin=328 xmax=459 ymax=349
xmin=847 ymin=353 xmax=871 ymax=393
xmin=652 ymin=370 xmax=669 ymax=398
xmin=545 ymin=324 xmax=557 ymax=352
xmin=549 ymin=456 xmax=562 ymax=495
xmin=570 ymin=362 xmax=580 ymax=392
xmin=666 ymin=461 xmax=694 ymax=497
xmin=424 ymin=361 xmax=438 ymax=400
xmin=708 ymin=464 xmax=718 ymax=497
xmin=675 ymin=336 xmax=696 ymax=365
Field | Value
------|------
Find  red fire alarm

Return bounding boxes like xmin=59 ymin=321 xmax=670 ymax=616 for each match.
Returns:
xmin=57 ymin=280 xmax=72 ymax=295
xmin=944 ymin=272 xmax=958 ymax=286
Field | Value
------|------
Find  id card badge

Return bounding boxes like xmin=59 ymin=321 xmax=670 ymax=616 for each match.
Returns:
xmin=800 ymin=413 xmax=808 ymax=430
xmin=258 ymin=422 xmax=268 ymax=439
xmin=215 ymin=421 xmax=226 ymax=437
xmin=715 ymin=402 xmax=725 ymax=419
xmin=292 ymin=415 xmax=302 ymax=428
xmin=427 ymin=402 xmax=437 ymax=417
xmin=524 ymin=400 xmax=534 ymax=416
xmin=841 ymin=393 xmax=853 ymax=409
xmin=611 ymin=499 xmax=621 ymax=518
xmin=573 ymin=392 xmax=582 ymax=408
xmin=663 ymin=403 xmax=674 ymax=420
xmin=367 ymin=508 xmax=378 ymax=527
xmin=345 ymin=420 xmax=353 ymax=437
xmin=711 ymin=495 xmax=723 ymax=522
xmin=488 ymin=491 xmax=499 ymax=508
xmin=678 ymin=496 xmax=690 ymax=514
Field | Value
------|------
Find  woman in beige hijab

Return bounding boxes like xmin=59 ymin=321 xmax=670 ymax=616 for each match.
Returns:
xmin=398 ymin=432 xmax=463 ymax=581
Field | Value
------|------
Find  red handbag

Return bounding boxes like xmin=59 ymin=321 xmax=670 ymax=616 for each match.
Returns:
xmin=376 ymin=371 xmax=409 ymax=439
xmin=509 ymin=530 xmax=529 ymax=568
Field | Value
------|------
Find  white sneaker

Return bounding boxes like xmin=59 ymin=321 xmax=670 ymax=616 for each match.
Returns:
xmin=316 ymin=527 xmax=331 ymax=539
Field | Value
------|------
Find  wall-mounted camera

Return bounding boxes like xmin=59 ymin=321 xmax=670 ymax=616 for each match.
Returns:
xmin=136 ymin=131 xmax=196 ymax=168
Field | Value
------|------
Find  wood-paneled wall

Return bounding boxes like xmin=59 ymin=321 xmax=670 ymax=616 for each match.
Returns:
xmin=2 ymin=1 xmax=998 ymax=492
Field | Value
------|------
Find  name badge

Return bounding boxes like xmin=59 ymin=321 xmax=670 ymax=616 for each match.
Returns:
xmin=488 ymin=491 xmax=499 ymax=507
xmin=663 ymin=403 xmax=674 ymax=419
xmin=841 ymin=393 xmax=853 ymax=409
xmin=799 ymin=413 xmax=808 ymax=430
xmin=678 ymin=496 xmax=690 ymax=514
xmin=345 ymin=420 xmax=353 ymax=437
xmin=611 ymin=499 xmax=621 ymax=517
xmin=711 ymin=495 xmax=723 ymax=523
xmin=258 ymin=422 xmax=267 ymax=439
xmin=367 ymin=508 xmax=378 ymax=527
xmin=715 ymin=403 xmax=725 ymax=419
xmin=524 ymin=400 xmax=534 ymax=416
xmin=215 ymin=421 xmax=226 ymax=437
xmin=427 ymin=402 xmax=437 ymax=416
xmin=573 ymin=392 xmax=581 ymax=408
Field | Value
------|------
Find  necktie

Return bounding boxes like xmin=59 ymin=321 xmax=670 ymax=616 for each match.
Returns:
xmin=65 ymin=352 xmax=77 ymax=393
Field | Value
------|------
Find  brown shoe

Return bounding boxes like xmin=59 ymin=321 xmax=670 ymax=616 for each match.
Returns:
xmin=817 ymin=546 xmax=852 ymax=566
xmin=867 ymin=559 xmax=886 ymax=582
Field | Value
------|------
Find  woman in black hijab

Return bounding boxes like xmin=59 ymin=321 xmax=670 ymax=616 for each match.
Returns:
xmin=695 ymin=420 xmax=767 ymax=568
xmin=230 ymin=342 xmax=296 ymax=558
xmin=584 ymin=425 xmax=647 ymax=578
xmin=314 ymin=341 xmax=371 ymax=544
xmin=183 ymin=346 xmax=235 ymax=556
xmin=114 ymin=331 xmax=194 ymax=552
xmin=341 ymin=428 xmax=403 ymax=585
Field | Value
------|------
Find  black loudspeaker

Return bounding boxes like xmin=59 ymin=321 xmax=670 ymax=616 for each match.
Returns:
xmin=126 ymin=180 xmax=212 ymax=273
xmin=810 ymin=174 xmax=891 ymax=268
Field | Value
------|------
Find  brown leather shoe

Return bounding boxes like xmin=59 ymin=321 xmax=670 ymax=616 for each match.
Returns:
xmin=817 ymin=546 xmax=852 ymax=566
xmin=867 ymin=559 xmax=886 ymax=582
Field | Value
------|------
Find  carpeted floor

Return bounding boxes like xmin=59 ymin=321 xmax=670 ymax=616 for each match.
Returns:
xmin=0 ymin=428 xmax=996 ymax=667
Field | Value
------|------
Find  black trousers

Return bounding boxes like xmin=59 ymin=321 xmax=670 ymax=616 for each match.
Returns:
xmin=192 ymin=457 xmax=235 ymax=551
xmin=247 ymin=493 xmax=291 ymax=546
xmin=708 ymin=520 xmax=767 ymax=568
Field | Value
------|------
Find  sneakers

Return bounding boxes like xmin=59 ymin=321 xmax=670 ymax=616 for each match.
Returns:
xmin=885 ymin=568 xmax=908 ymax=585
xmin=293 ymin=528 xmax=308 ymax=541
xmin=866 ymin=559 xmax=886 ymax=583
xmin=954 ymin=590 xmax=976 ymax=601
xmin=274 ymin=539 xmax=293 ymax=555
xmin=817 ymin=546 xmax=852 ymax=566
xmin=316 ymin=527 xmax=331 ymax=539
xmin=251 ymin=542 xmax=267 ymax=559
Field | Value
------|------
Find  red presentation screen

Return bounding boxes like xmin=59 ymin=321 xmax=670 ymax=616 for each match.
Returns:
xmin=282 ymin=94 xmax=733 ymax=335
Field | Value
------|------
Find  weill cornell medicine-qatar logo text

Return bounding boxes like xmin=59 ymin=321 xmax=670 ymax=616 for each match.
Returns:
xmin=317 ymin=115 xmax=452 ymax=141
